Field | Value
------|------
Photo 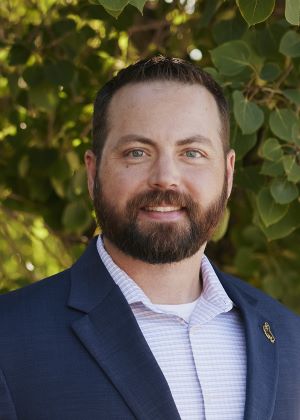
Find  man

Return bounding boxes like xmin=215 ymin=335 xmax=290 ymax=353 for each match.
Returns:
xmin=0 ymin=56 xmax=299 ymax=420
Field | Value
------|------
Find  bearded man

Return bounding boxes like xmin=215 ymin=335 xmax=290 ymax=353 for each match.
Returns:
xmin=0 ymin=56 xmax=299 ymax=420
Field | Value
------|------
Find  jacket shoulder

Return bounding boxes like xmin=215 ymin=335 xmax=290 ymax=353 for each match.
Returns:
xmin=0 ymin=269 xmax=71 ymax=327
xmin=220 ymin=269 xmax=300 ymax=321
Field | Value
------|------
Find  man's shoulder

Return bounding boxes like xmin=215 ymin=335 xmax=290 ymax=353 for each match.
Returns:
xmin=218 ymin=267 xmax=300 ymax=321
xmin=0 ymin=269 xmax=71 ymax=321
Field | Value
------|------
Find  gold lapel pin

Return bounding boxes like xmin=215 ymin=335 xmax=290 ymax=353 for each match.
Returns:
xmin=262 ymin=322 xmax=276 ymax=344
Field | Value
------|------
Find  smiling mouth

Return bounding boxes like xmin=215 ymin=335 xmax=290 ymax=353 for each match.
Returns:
xmin=142 ymin=206 xmax=183 ymax=212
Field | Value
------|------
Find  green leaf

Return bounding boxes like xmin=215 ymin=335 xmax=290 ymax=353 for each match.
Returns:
xmin=270 ymin=178 xmax=299 ymax=204
xmin=203 ymin=67 xmax=224 ymax=85
xmin=97 ymin=0 xmax=128 ymax=19
xmin=210 ymin=41 xmax=251 ymax=76
xmin=51 ymin=178 xmax=66 ymax=198
xmin=62 ymin=200 xmax=92 ymax=233
xmin=257 ymin=187 xmax=288 ymax=227
xmin=254 ymin=23 xmax=287 ymax=58
xmin=95 ymin=0 xmax=128 ymax=10
xmin=283 ymin=89 xmax=300 ymax=106
xmin=96 ymin=0 xmax=146 ymax=18
xmin=211 ymin=208 xmax=230 ymax=241
xmin=260 ymin=160 xmax=285 ymax=177
xmin=291 ymin=123 xmax=300 ymax=146
xmin=283 ymin=155 xmax=300 ymax=183
xmin=269 ymin=109 xmax=298 ymax=141
xmin=231 ymin=128 xmax=257 ymax=160
xmin=261 ymin=138 xmax=283 ymax=161
xmin=66 ymin=151 xmax=80 ymax=171
xmin=258 ymin=201 xmax=300 ymax=240
xmin=129 ymin=0 xmax=145 ymax=13
xmin=279 ymin=30 xmax=300 ymax=57
xmin=212 ymin=15 xmax=247 ymax=44
xmin=236 ymin=0 xmax=275 ymax=26
xmin=285 ymin=0 xmax=300 ymax=26
xmin=39 ymin=0 xmax=57 ymax=13
xmin=260 ymin=63 xmax=280 ymax=81
xmin=233 ymin=90 xmax=264 ymax=134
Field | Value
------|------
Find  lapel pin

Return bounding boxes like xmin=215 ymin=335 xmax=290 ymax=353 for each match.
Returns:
xmin=262 ymin=322 xmax=276 ymax=344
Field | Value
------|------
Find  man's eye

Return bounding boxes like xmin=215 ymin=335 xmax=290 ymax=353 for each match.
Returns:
xmin=185 ymin=150 xmax=202 ymax=158
xmin=128 ymin=149 xmax=145 ymax=158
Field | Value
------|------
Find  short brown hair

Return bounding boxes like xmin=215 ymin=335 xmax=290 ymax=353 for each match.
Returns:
xmin=92 ymin=56 xmax=229 ymax=160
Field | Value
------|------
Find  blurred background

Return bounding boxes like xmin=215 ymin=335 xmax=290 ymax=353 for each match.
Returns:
xmin=1 ymin=0 xmax=300 ymax=313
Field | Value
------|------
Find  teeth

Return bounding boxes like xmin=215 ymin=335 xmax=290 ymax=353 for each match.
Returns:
xmin=144 ymin=206 xmax=181 ymax=212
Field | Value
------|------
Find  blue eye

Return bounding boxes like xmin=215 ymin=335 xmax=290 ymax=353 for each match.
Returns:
xmin=130 ymin=149 xmax=144 ymax=158
xmin=185 ymin=150 xmax=201 ymax=158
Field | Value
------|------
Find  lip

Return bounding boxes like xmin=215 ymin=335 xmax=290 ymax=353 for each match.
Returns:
xmin=143 ymin=206 xmax=181 ymax=212
xmin=139 ymin=207 xmax=186 ymax=221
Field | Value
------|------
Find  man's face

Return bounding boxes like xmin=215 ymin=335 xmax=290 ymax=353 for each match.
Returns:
xmin=86 ymin=81 xmax=235 ymax=264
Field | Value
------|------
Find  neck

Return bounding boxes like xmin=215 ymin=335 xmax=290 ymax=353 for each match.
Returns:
xmin=102 ymin=236 xmax=205 ymax=305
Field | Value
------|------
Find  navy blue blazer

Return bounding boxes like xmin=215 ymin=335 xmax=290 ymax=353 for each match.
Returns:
xmin=0 ymin=237 xmax=299 ymax=420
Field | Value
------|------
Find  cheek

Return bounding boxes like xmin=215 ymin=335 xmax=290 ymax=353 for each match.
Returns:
xmin=100 ymin=165 xmax=144 ymax=207
xmin=184 ymin=166 xmax=225 ymax=200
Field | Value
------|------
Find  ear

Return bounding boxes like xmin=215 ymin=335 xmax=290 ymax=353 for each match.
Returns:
xmin=84 ymin=150 xmax=97 ymax=200
xmin=225 ymin=149 xmax=235 ymax=199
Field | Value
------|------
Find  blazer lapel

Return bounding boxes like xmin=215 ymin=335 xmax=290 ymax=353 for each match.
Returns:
xmin=216 ymin=269 xmax=279 ymax=420
xmin=68 ymin=238 xmax=181 ymax=420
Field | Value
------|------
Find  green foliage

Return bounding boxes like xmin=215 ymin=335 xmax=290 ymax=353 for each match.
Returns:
xmin=95 ymin=0 xmax=300 ymax=26
xmin=1 ymin=0 xmax=300 ymax=314
xmin=211 ymin=208 xmax=230 ymax=242
xmin=270 ymin=178 xmax=299 ymax=204
xmin=279 ymin=30 xmax=300 ymax=57
xmin=261 ymin=138 xmax=283 ymax=161
xmin=233 ymin=90 xmax=264 ymax=134
xmin=210 ymin=41 xmax=251 ymax=76
xmin=285 ymin=0 xmax=300 ymax=25
xmin=95 ymin=0 xmax=145 ymax=17
xmin=256 ymin=188 xmax=288 ymax=227
xmin=231 ymin=129 xmax=257 ymax=160
xmin=269 ymin=109 xmax=298 ymax=141
xmin=283 ymin=155 xmax=300 ymax=182
xmin=236 ymin=0 xmax=275 ymax=26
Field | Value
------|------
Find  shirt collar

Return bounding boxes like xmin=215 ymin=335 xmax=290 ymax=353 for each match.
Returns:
xmin=96 ymin=235 xmax=152 ymax=307
xmin=96 ymin=235 xmax=233 ymax=316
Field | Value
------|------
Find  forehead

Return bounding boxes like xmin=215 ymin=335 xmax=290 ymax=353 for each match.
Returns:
xmin=105 ymin=81 xmax=223 ymax=149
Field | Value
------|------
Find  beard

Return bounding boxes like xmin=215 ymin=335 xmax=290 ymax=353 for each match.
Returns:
xmin=93 ymin=174 xmax=228 ymax=265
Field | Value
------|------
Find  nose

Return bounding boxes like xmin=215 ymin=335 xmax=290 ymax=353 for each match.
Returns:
xmin=147 ymin=155 xmax=180 ymax=190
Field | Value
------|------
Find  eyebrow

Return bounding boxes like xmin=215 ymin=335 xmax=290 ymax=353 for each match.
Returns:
xmin=114 ymin=134 xmax=214 ymax=149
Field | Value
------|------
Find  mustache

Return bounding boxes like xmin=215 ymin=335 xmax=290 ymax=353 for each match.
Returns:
xmin=127 ymin=189 xmax=197 ymax=212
